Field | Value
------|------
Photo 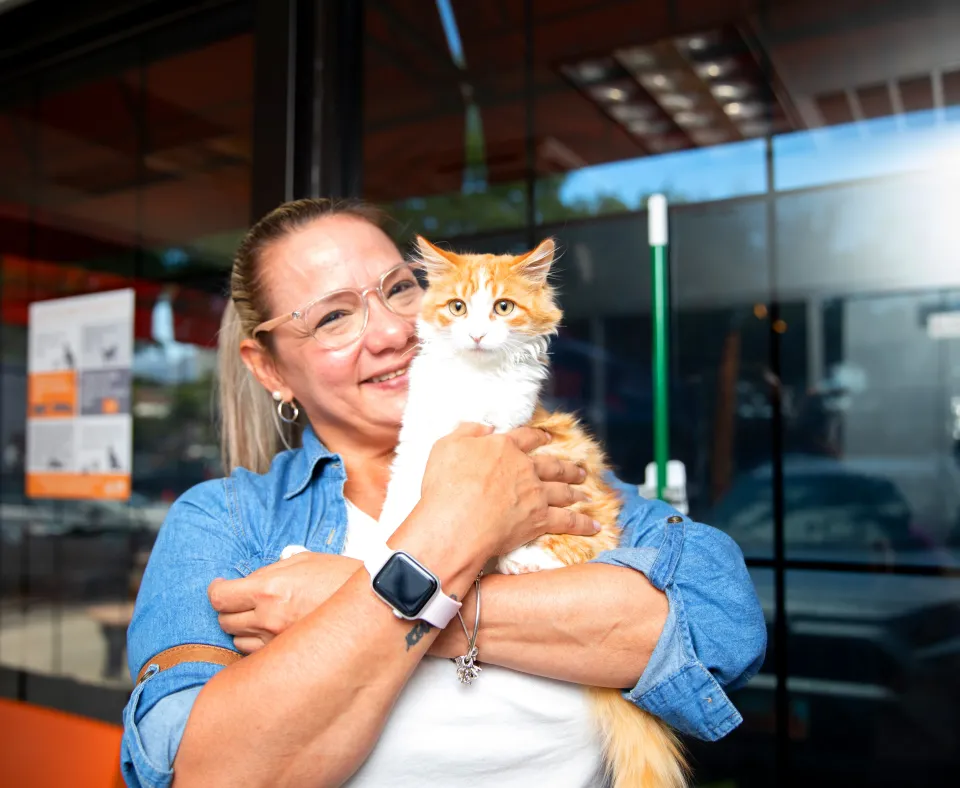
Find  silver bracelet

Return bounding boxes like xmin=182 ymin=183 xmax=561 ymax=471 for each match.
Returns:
xmin=453 ymin=572 xmax=483 ymax=684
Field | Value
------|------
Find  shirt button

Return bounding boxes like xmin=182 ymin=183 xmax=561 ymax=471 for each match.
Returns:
xmin=667 ymin=515 xmax=683 ymax=523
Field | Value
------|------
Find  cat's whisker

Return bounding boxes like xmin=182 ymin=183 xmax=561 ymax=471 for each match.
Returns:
xmin=399 ymin=340 xmax=423 ymax=360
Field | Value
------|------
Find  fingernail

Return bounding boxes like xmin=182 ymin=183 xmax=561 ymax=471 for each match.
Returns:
xmin=578 ymin=467 xmax=587 ymax=481
xmin=592 ymin=520 xmax=602 ymax=533
xmin=581 ymin=493 xmax=593 ymax=502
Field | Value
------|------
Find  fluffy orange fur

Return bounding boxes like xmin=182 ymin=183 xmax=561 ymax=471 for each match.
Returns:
xmin=415 ymin=236 xmax=689 ymax=788
xmin=418 ymin=238 xmax=563 ymax=336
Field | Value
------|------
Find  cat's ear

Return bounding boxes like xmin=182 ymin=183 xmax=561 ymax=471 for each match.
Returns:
xmin=514 ymin=237 xmax=556 ymax=284
xmin=414 ymin=236 xmax=458 ymax=278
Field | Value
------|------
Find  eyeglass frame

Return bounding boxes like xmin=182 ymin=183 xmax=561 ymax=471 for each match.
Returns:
xmin=252 ymin=260 xmax=426 ymax=346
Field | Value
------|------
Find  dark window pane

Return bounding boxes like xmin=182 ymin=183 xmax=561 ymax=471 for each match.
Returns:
xmin=785 ymin=571 xmax=960 ymax=785
xmin=1 ymin=19 xmax=251 ymax=704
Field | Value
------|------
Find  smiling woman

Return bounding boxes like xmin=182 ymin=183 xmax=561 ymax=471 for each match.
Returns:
xmin=121 ymin=197 xmax=765 ymax=788
xmin=216 ymin=199 xmax=412 ymax=476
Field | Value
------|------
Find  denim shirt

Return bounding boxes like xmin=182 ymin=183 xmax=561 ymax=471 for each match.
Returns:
xmin=121 ymin=427 xmax=766 ymax=788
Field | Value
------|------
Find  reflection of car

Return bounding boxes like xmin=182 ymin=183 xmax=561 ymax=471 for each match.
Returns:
xmin=708 ymin=453 xmax=958 ymax=566
xmin=721 ymin=570 xmax=960 ymax=787
xmin=1 ymin=492 xmax=149 ymax=542
xmin=0 ymin=486 xmax=160 ymax=601
xmin=696 ymin=454 xmax=960 ymax=786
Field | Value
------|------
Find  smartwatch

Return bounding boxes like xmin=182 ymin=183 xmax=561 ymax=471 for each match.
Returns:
xmin=364 ymin=543 xmax=461 ymax=628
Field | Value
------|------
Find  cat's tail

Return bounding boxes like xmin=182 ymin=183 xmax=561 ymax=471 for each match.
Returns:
xmin=588 ymin=686 xmax=688 ymax=788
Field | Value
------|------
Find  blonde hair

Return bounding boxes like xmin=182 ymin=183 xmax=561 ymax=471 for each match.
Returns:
xmin=217 ymin=197 xmax=386 ymax=474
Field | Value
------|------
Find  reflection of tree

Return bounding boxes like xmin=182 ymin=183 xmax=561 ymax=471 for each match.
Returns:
xmin=383 ymin=173 xmax=688 ymax=243
xmin=132 ymin=373 xmax=219 ymax=500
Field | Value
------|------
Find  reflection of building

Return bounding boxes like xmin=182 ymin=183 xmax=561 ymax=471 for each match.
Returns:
xmin=2 ymin=0 xmax=960 ymax=785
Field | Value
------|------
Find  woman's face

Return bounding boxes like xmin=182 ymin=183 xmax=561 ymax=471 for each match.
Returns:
xmin=242 ymin=215 xmax=418 ymax=450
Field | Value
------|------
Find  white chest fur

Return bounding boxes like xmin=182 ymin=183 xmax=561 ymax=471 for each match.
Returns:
xmin=377 ymin=339 xmax=547 ymax=533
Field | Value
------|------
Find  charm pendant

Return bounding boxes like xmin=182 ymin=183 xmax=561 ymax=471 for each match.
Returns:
xmin=454 ymin=646 xmax=482 ymax=685
xmin=452 ymin=573 xmax=483 ymax=685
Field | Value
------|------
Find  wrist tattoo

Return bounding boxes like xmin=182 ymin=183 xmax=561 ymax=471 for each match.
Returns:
xmin=404 ymin=621 xmax=432 ymax=650
xmin=403 ymin=596 xmax=455 ymax=651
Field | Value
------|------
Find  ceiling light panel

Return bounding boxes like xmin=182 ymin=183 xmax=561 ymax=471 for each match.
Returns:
xmin=557 ymin=23 xmax=793 ymax=158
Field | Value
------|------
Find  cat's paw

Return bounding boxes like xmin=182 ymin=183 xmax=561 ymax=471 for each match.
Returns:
xmin=497 ymin=544 xmax=566 ymax=575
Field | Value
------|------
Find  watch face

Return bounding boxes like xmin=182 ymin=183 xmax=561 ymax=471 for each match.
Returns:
xmin=372 ymin=552 xmax=440 ymax=618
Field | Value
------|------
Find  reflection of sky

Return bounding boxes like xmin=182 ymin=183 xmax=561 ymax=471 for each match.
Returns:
xmin=435 ymin=0 xmax=465 ymax=69
xmin=559 ymin=107 xmax=960 ymax=208
xmin=561 ymin=139 xmax=767 ymax=206
xmin=132 ymin=296 xmax=199 ymax=383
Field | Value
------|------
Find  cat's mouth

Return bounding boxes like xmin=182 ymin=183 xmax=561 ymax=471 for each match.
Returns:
xmin=363 ymin=366 xmax=409 ymax=384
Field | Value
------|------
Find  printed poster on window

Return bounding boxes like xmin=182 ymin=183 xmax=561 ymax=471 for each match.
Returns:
xmin=26 ymin=289 xmax=134 ymax=501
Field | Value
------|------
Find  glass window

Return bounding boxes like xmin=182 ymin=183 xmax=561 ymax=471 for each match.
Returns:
xmin=766 ymin=0 xmax=960 ymax=567
xmin=364 ymin=1 xmax=529 ymax=240
xmin=357 ymin=0 xmax=960 ymax=783
xmin=785 ymin=571 xmax=960 ymax=784
xmin=0 ymin=21 xmax=250 ymax=710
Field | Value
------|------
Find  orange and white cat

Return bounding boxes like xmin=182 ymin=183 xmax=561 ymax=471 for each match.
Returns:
xmin=377 ymin=236 xmax=688 ymax=788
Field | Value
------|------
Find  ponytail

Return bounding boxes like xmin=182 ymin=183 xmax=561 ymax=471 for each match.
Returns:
xmin=216 ymin=300 xmax=301 ymax=475
xmin=217 ymin=197 xmax=384 ymax=474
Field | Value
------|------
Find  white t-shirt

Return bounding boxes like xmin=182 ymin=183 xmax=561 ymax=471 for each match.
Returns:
xmin=341 ymin=500 xmax=605 ymax=788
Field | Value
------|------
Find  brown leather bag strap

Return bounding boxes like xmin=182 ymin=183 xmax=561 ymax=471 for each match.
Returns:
xmin=137 ymin=644 xmax=242 ymax=685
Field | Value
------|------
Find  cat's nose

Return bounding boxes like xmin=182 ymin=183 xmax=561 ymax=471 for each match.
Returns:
xmin=470 ymin=333 xmax=486 ymax=345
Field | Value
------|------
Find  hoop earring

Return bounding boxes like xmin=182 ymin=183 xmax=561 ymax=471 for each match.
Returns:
xmin=272 ymin=391 xmax=300 ymax=424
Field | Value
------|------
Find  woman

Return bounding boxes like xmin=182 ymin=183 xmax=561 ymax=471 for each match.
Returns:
xmin=121 ymin=198 xmax=766 ymax=788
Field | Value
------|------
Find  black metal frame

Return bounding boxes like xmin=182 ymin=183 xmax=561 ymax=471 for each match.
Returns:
xmin=250 ymin=0 xmax=297 ymax=219
xmin=747 ymin=556 xmax=960 ymax=577
xmin=315 ymin=0 xmax=364 ymax=199
xmin=249 ymin=0 xmax=364 ymax=221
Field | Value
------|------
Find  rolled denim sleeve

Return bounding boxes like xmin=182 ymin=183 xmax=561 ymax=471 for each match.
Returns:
xmin=121 ymin=479 xmax=252 ymax=788
xmin=590 ymin=479 xmax=766 ymax=741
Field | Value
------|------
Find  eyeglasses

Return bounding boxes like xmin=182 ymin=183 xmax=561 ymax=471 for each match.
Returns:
xmin=253 ymin=261 xmax=427 ymax=350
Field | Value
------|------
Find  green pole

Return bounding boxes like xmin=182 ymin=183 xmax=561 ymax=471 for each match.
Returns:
xmin=648 ymin=194 xmax=669 ymax=501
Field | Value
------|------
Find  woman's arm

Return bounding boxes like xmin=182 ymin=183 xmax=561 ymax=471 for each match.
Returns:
xmin=429 ymin=563 xmax=668 ymax=689
xmin=175 ymin=509 xmax=479 ymax=788
xmin=441 ymin=497 xmax=766 ymax=743
xmin=219 ymin=559 xmax=666 ymax=690
xmin=217 ymin=485 xmax=766 ymax=744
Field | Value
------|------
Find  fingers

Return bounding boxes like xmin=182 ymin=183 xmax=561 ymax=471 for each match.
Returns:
xmin=533 ymin=455 xmax=586 ymax=484
xmin=233 ymin=636 xmax=266 ymax=655
xmin=208 ymin=577 xmax=258 ymax=614
xmin=506 ymin=426 xmax=552 ymax=454
xmin=543 ymin=481 xmax=590 ymax=508
xmin=217 ymin=610 xmax=261 ymax=637
xmin=545 ymin=505 xmax=601 ymax=537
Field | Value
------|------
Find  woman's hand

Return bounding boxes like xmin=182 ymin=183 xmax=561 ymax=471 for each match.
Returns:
xmin=517 ymin=431 xmax=592 ymax=510
xmin=208 ymin=552 xmax=361 ymax=653
xmin=416 ymin=422 xmax=599 ymax=562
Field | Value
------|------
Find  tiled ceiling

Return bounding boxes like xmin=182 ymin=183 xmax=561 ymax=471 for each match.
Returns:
xmin=2 ymin=0 xmax=959 ymax=275
xmin=0 ymin=34 xmax=252 ymax=263
xmin=363 ymin=0 xmax=960 ymax=202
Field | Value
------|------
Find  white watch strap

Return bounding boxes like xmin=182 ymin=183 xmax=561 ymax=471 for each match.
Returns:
xmin=418 ymin=585 xmax=461 ymax=628
xmin=364 ymin=543 xmax=461 ymax=628
xmin=363 ymin=541 xmax=395 ymax=578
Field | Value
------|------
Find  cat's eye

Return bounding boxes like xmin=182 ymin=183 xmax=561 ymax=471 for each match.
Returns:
xmin=448 ymin=299 xmax=467 ymax=316
xmin=494 ymin=299 xmax=515 ymax=316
